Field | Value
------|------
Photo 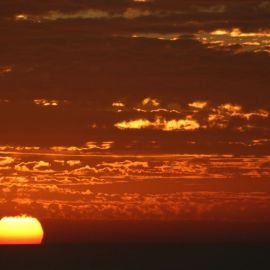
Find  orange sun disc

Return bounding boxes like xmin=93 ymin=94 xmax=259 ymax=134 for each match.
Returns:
xmin=0 ymin=215 xmax=44 ymax=245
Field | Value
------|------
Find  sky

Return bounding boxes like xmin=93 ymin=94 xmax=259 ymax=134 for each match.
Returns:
xmin=0 ymin=0 xmax=270 ymax=241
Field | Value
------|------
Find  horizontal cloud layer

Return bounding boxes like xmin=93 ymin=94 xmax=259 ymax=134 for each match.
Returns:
xmin=1 ymin=152 xmax=270 ymax=220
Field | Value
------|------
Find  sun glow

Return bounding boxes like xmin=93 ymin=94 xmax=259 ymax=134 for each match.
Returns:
xmin=0 ymin=215 xmax=44 ymax=245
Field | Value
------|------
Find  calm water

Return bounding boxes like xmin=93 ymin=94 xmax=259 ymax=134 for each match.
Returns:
xmin=1 ymin=243 xmax=270 ymax=270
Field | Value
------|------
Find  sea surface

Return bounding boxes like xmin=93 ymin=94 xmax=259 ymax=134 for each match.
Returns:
xmin=1 ymin=243 xmax=270 ymax=270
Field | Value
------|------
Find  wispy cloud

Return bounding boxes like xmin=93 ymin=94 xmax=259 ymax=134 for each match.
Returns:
xmin=14 ymin=8 xmax=177 ymax=22
xmin=1 ymin=152 xmax=270 ymax=220
xmin=0 ymin=65 xmax=13 ymax=74
xmin=131 ymin=33 xmax=181 ymax=41
xmin=113 ymin=98 xmax=269 ymax=132
xmin=50 ymin=141 xmax=114 ymax=153
xmin=33 ymin=99 xmax=70 ymax=107
xmin=115 ymin=117 xmax=200 ymax=131
xmin=196 ymin=28 xmax=270 ymax=54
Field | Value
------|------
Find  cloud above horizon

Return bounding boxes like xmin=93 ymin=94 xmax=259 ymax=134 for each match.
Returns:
xmin=0 ymin=0 xmax=270 ymax=223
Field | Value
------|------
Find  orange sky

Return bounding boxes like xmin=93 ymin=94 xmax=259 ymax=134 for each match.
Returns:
xmin=0 ymin=0 xmax=270 ymax=242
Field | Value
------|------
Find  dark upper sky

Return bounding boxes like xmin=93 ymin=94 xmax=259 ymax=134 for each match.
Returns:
xmin=0 ymin=0 xmax=269 ymax=154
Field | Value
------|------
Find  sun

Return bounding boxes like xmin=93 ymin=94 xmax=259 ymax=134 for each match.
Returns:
xmin=0 ymin=215 xmax=44 ymax=245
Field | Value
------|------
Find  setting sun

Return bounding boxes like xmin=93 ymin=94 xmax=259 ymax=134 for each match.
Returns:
xmin=0 ymin=215 xmax=44 ymax=245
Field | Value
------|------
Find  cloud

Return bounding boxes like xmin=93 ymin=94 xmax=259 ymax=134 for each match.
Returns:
xmin=112 ymin=101 xmax=126 ymax=112
xmin=33 ymin=99 xmax=70 ymax=107
xmin=0 ymin=146 xmax=40 ymax=152
xmin=258 ymin=1 xmax=270 ymax=12
xmin=195 ymin=28 xmax=270 ymax=54
xmin=66 ymin=160 xmax=82 ymax=167
xmin=0 ymin=66 xmax=13 ymax=74
xmin=2 ymin=190 xmax=270 ymax=221
xmin=39 ymin=155 xmax=270 ymax=180
xmin=67 ymin=160 xmax=149 ymax=177
xmin=251 ymin=138 xmax=270 ymax=146
xmin=131 ymin=33 xmax=181 ymax=41
xmin=128 ymin=97 xmax=182 ymax=114
xmin=115 ymin=119 xmax=152 ymax=130
xmin=208 ymin=103 xmax=269 ymax=129
xmin=14 ymin=161 xmax=54 ymax=173
xmin=1 ymin=153 xmax=270 ymax=220
xmin=133 ymin=0 xmax=154 ymax=3
xmin=163 ymin=119 xmax=200 ymax=131
xmin=0 ymin=156 xmax=15 ymax=166
xmin=123 ymin=8 xmax=152 ymax=19
xmin=50 ymin=141 xmax=114 ymax=153
xmin=15 ymin=9 xmax=110 ymax=22
xmin=114 ymin=98 xmax=269 ymax=132
xmin=14 ymin=8 xmax=174 ymax=22
xmin=188 ymin=101 xmax=208 ymax=109
xmin=192 ymin=4 xmax=227 ymax=14
xmin=85 ymin=142 xmax=114 ymax=150
xmin=115 ymin=117 xmax=200 ymax=131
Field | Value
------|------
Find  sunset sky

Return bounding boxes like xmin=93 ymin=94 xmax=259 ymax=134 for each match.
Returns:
xmin=0 ymin=0 xmax=270 ymax=243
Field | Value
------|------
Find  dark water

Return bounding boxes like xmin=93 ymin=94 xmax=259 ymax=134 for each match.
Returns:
xmin=1 ymin=243 xmax=270 ymax=270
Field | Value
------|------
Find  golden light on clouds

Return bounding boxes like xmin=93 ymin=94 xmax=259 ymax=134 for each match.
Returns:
xmin=0 ymin=66 xmax=13 ymax=74
xmin=112 ymin=101 xmax=125 ymax=112
xmin=112 ymin=101 xmax=125 ymax=108
xmin=33 ymin=99 xmax=70 ymax=107
xmin=15 ymin=14 xmax=29 ymax=21
xmin=115 ymin=117 xmax=200 ymax=131
xmin=14 ymin=8 xmax=160 ymax=22
xmin=132 ymin=33 xmax=180 ymax=41
xmin=196 ymin=28 xmax=270 ymax=54
xmin=188 ymin=101 xmax=208 ymax=109
xmin=162 ymin=119 xmax=200 ymax=131
xmin=50 ymin=141 xmax=114 ymax=153
xmin=113 ymin=99 xmax=269 ymax=132
xmin=133 ymin=0 xmax=151 ymax=2
xmin=142 ymin=97 xmax=160 ymax=107
xmin=34 ymin=99 xmax=59 ymax=107
xmin=115 ymin=119 xmax=152 ymax=130
xmin=0 ymin=216 xmax=44 ymax=245
xmin=210 ymin=28 xmax=270 ymax=38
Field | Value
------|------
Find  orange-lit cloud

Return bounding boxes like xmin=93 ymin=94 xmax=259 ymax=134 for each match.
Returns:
xmin=66 ymin=160 xmax=82 ymax=167
xmin=251 ymin=138 xmax=270 ymax=146
xmin=1 ymin=152 xmax=270 ymax=221
xmin=112 ymin=101 xmax=125 ymax=112
xmin=0 ymin=156 xmax=15 ymax=166
xmin=14 ymin=8 xmax=169 ymax=22
xmin=192 ymin=4 xmax=226 ymax=13
xmin=130 ymin=97 xmax=182 ymax=114
xmin=208 ymin=103 xmax=269 ymax=129
xmin=51 ymin=141 xmax=114 ymax=153
xmin=85 ymin=141 xmax=114 ymax=150
xmin=15 ymin=161 xmax=53 ymax=173
xmin=0 ymin=66 xmax=13 ymax=74
xmin=1 ymin=153 xmax=269 ymax=184
xmin=131 ymin=33 xmax=181 ymax=41
xmin=115 ymin=119 xmax=152 ymax=130
xmin=114 ymin=99 xmax=269 ymax=131
xmin=196 ymin=28 xmax=270 ymax=54
xmin=189 ymin=101 xmax=208 ymax=109
xmin=115 ymin=117 xmax=200 ymax=131
xmin=0 ymin=146 xmax=40 ymax=152
xmin=15 ymin=14 xmax=29 ymax=21
xmin=2 ymin=191 xmax=269 ymax=222
xmin=33 ymin=99 xmax=70 ymax=107
xmin=133 ymin=0 xmax=154 ymax=3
